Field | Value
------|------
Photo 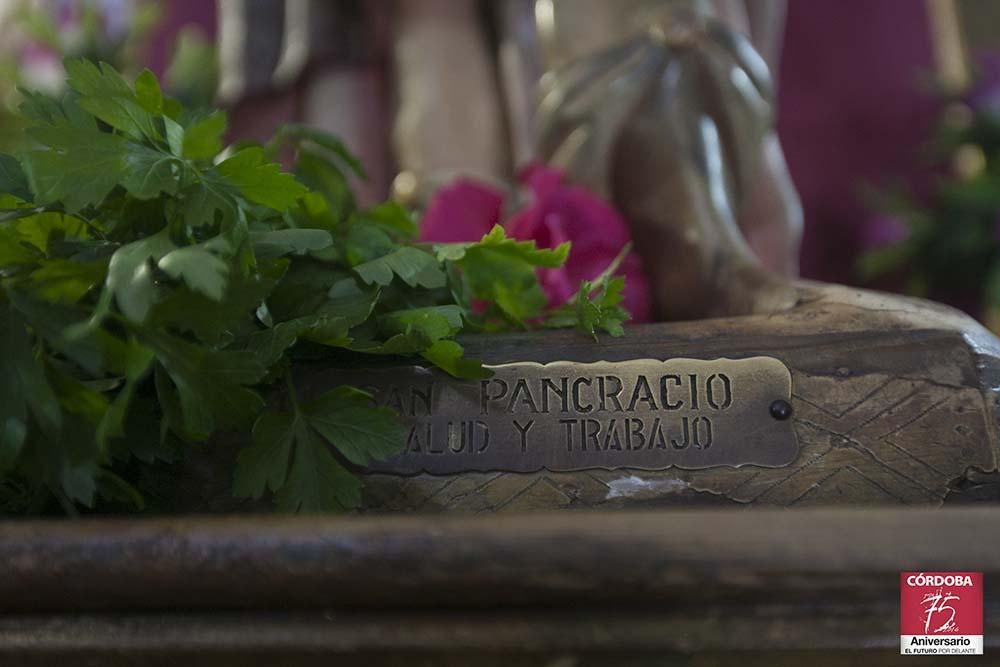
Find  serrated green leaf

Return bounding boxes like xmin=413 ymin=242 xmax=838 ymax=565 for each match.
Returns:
xmin=18 ymin=88 xmax=68 ymax=126
xmin=151 ymin=332 xmax=265 ymax=439
xmin=354 ymin=246 xmax=445 ymax=289
xmin=164 ymin=116 xmax=185 ymax=156
xmin=0 ymin=55 xmax=631 ymax=517
xmin=290 ymin=191 xmax=339 ymax=233
xmin=63 ymin=58 xmax=133 ymax=99
xmin=341 ymin=302 xmax=462 ymax=356
xmin=0 ymin=154 xmax=31 ymax=201
xmin=61 ymin=460 xmax=99 ymax=507
xmin=26 ymin=259 xmax=107 ymax=304
xmin=21 ymin=126 xmax=127 ymax=212
xmin=1 ymin=301 xmax=61 ymax=441
xmin=250 ymin=228 xmax=333 ymax=257
xmin=149 ymin=366 xmax=185 ymax=444
xmin=65 ymin=58 xmax=160 ymax=142
xmin=95 ymin=342 xmax=154 ymax=452
xmin=8 ymin=211 xmax=89 ymax=253
xmin=350 ymin=331 xmax=433 ymax=355
xmin=433 ymin=243 xmax=469 ymax=262
xmin=217 ymin=147 xmax=307 ymax=212
xmin=274 ymin=429 xmax=361 ymax=513
xmin=307 ymin=389 xmax=404 ymax=466
xmin=543 ymin=243 xmax=631 ymax=337
xmin=0 ymin=303 xmax=59 ymax=469
xmin=0 ymin=225 xmax=43 ymax=267
xmin=421 ymin=339 xmax=492 ymax=379
xmin=294 ymin=148 xmax=355 ymax=220
xmin=162 ymin=97 xmax=183 ymax=120
xmin=233 ymin=414 xmax=296 ymax=499
xmin=494 ymin=282 xmax=546 ymax=322
xmin=120 ymin=144 xmax=179 ymax=199
xmin=80 ymin=95 xmax=160 ymax=142
xmin=248 ymin=278 xmax=378 ymax=355
xmin=265 ymin=260 xmax=352 ymax=322
xmin=150 ymin=258 xmax=287 ymax=346
xmin=181 ymin=166 xmax=239 ymax=229
xmin=95 ymin=469 xmax=145 ymax=509
xmin=240 ymin=384 xmax=402 ymax=512
xmin=278 ymin=123 xmax=367 ymax=179
xmin=439 ymin=225 xmax=569 ymax=268
xmin=302 ymin=287 xmax=379 ymax=347
xmin=377 ymin=305 xmax=463 ymax=340
xmin=545 ymin=276 xmax=629 ymax=339
xmin=182 ymin=111 xmax=226 ymax=160
xmin=48 ymin=365 xmax=110 ymax=424
xmin=158 ymin=243 xmax=231 ymax=301
xmin=442 ymin=225 xmax=569 ymax=323
xmin=106 ymin=230 xmax=175 ymax=323
xmin=114 ymin=394 xmax=178 ymax=465
xmin=234 ymin=412 xmax=298 ymax=499
xmin=360 ymin=201 xmax=417 ymax=239
xmin=241 ymin=318 xmax=311 ymax=367
xmin=8 ymin=291 xmax=140 ymax=377
xmin=343 ymin=223 xmax=393 ymax=265
xmin=134 ymin=69 xmax=163 ymax=114
xmin=95 ymin=388 xmax=131 ymax=452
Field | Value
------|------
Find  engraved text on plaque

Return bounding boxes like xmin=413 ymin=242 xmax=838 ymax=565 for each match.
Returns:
xmin=358 ymin=357 xmax=798 ymax=474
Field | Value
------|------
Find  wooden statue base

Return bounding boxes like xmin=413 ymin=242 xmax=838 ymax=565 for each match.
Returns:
xmin=351 ymin=282 xmax=1000 ymax=511
xmin=5 ymin=283 xmax=1000 ymax=663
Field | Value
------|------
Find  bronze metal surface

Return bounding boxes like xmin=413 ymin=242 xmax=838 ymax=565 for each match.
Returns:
xmin=363 ymin=356 xmax=797 ymax=474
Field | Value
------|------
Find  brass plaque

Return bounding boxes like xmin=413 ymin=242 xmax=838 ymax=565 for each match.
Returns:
xmin=360 ymin=357 xmax=799 ymax=474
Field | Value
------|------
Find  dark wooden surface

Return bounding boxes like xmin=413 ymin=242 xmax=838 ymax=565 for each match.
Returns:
xmin=6 ymin=285 xmax=1000 ymax=663
xmin=0 ymin=506 xmax=999 ymax=663
xmin=166 ymin=283 xmax=1000 ymax=512
xmin=356 ymin=284 xmax=1000 ymax=511
xmin=4 ymin=506 xmax=1000 ymax=612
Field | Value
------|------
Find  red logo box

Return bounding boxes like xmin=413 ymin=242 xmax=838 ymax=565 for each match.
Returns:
xmin=900 ymin=572 xmax=983 ymax=655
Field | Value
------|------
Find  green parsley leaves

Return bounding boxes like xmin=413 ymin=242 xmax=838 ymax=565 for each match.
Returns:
xmin=0 ymin=59 xmax=631 ymax=516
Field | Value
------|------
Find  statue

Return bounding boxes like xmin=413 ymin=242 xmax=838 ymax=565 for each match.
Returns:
xmin=220 ymin=0 xmax=802 ymax=321
xmin=216 ymin=0 xmax=1000 ymax=511
xmin=523 ymin=0 xmax=802 ymax=319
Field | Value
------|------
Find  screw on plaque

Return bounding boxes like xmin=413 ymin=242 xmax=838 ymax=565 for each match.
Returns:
xmin=769 ymin=399 xmax=793 ymax=421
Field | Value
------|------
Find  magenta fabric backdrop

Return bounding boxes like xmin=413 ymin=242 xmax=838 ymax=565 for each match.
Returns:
xmin=144 ymin=0 xmax=216 ymax=76
xmin=777 ymin=0 xmax=939 ymax=283
xmin=148 ymin=0 xmax=941 ymax=286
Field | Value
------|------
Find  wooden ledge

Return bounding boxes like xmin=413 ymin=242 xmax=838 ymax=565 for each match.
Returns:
xmin=2 ymin=507 xmax=999 ymax=612
xmin=2 ymin=507 xmax=999 ymax=659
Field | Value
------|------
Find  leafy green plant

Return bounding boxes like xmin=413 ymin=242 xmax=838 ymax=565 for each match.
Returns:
xmin=856 ymin=88 xmax=1000 ymax=324
xmin=0 ymin=0 xmax=170 ymax=152
xmin=0 ymin=59 xmax=629 ymax=515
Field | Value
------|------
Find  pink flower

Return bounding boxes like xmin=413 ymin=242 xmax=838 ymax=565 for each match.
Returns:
xmin=420 ymin=179 xmax=502 ymax=242
xmin=420 ymin=165 xmax=651 ymax=323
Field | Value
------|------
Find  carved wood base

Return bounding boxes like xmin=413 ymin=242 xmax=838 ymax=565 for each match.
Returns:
xmin=357 ymin=283 xmax=1000 ymax=510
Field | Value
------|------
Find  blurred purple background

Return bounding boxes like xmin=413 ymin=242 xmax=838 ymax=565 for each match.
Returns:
xmin=147 ymin=0 xmax=943 ymax=287
xmin=777 ymin=0 xmax=941 ymax=285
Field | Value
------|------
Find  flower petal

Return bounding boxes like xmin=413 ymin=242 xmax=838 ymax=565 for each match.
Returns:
xmin=420 ymin=179 xmax=504 ymax=243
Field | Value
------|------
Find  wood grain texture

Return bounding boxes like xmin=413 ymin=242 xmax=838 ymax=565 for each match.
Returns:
xmin=1 ymin=611 xmax=997 ymax=664
xmin=3 ymin=507 xmax=1000 ymax=612
xmin=3 ymin=507 xmax=1000 ymax=662
xmin=357 ymin=283 xmax=1000 ymax=510
xmin=4 ymin=506 xmax=1000 ymax=661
